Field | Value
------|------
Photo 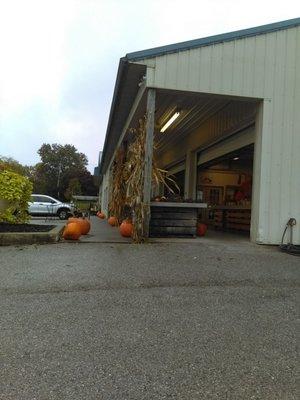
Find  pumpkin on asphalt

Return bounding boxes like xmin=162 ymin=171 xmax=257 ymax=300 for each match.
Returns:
xmin=119 ymin=220 xmax=133 ymax=237
xmin=63 ymin=222 xmax=81 ymax=240
xmin=108 ymin=216 xmax=118 ymax=226
xmin=97 ymin=212 xmax=105 ymax=219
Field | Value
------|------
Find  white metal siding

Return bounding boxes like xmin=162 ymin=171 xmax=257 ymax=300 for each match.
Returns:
xmin=101 ymin=170 xmax=110 ymax=216
xmin=136 ymin=26 xmax=300 ymax=244
xmin=142 ymin=27 xmax=298 ymax=99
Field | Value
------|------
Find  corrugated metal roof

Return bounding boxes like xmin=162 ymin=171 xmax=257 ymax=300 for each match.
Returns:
xmin=126 ymin=18 xmax=300 ymax=61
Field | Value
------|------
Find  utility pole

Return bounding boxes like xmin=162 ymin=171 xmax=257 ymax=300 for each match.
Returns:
xmin=57 ymin=162 xmax=62 ymax=199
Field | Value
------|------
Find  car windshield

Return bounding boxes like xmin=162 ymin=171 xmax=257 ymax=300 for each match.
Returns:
xmin=40 ymin=197 xmax=56 ymax=203
xmin=30 ymin=196 xmax=58 ymax=203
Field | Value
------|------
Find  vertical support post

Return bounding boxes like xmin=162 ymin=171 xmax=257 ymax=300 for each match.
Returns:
xmin=184 ymin=150 xmax=197 ymax=200
xmin=107 ymin=164 xmax=114 ymax=217
xmin=143 ymin=88 xmax=156 ymax=238
xmin=251 ymin=100 xmax=265 ymax=243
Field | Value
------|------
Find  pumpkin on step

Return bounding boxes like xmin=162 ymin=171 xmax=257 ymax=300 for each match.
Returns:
xmin=119 ymin=220 xmax=133 ymax=237
xmin=68 ymin=217 xmax=79 ymax=224
xmin=108 ymin=216 xmax=118 ymax=226
xmin=67 ymin=217 xmax=90 ymax=235
xmin=77 ymin=218 xmax=91 ymax=235
xmin=63 ymin=222 xmax=81 ymax=240
xmin=97 ymin=212 xmax=105 ymax=219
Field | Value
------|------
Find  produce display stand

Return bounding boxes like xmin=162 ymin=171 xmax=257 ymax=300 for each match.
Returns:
xmin=149 ymin=202 xmax=207 ymax=237
xmin=210 ymin=205 xmax=251 ymax=232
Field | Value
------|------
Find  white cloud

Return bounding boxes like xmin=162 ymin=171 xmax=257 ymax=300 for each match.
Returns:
xmin=0 ymin=0 xmax=299 ymax=172
xmin=0 ymin=0 xmax=78 ymax=114
xmin=44 ymin=108 xmax=102 ymax=171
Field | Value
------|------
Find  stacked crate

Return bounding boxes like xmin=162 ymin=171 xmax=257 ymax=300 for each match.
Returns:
xmin=150 ymin=206 xmax=198 ymax=237
xmin=213 ymin=208 xmax=251 ymax=232
xmin=226 ymin=209 xmax=251 ymax=232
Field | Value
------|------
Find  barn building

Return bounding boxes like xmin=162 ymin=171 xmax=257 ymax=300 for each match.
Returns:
xmin=99 ymin=18 xmax=300 ymax=244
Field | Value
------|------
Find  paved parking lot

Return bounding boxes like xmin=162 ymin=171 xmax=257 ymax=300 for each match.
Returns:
xmin=0 ymin=235 xmax=299 ymax=399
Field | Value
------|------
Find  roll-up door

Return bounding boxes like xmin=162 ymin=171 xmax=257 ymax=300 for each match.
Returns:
xmin=168 ymin=161 xmax=185 ymax=175
xmin=197 ymin=126 xmax=255 ymax=166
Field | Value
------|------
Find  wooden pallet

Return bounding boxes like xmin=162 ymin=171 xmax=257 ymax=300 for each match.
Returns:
xmin=150 ymin=206 xmax=197 ymax=237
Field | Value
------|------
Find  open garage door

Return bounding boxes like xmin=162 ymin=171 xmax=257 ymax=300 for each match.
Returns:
xmin=197 ymin=130 xmax=255 ymax=237
xmin=197 ymin=126 xmax=255 ymax=166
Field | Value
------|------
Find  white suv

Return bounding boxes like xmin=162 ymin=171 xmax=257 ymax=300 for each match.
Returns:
xmin=28 ymin=194 xmax=74 ymax=220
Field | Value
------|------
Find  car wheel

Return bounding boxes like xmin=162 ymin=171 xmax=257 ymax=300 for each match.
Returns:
xmin=58 ymin=209 xmax=68 ymax=220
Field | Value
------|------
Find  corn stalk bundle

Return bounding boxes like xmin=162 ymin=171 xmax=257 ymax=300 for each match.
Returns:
xmin=109 ymin=148 xmax=126 ymax=224
xmin=124 ymin=117 xmax=179 ymax=243
xmin=152 ymin=149 xmax=180 ymax=195
xmin=123 ymin=118 xmax=146 ymax=242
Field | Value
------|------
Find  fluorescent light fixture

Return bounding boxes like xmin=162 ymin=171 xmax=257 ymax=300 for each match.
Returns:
xmin=160 ymin=111 xmax=180 ymax=132
xmin=233 ymin=157 xmax=239 ymax=160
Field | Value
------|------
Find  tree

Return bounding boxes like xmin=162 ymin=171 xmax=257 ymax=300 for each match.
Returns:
xmin=1 ymin=145 xmax=98 ymax=201
xmin=0 ymin=156 xmax=29 ymax=175
xmin=34 ymin=144 xmax=97 ymax=200
xmin=31 ymin=163 xmax=48 ymax=194
xmin=76 ymin=169 xmax=98 ymax=196
xmin=64 ymin=178 xmax=82 ymax=201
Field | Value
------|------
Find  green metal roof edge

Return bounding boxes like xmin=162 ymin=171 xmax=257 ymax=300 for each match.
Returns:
xmin=126 ymin=18 xmax=300 ymax=61
xmin=99 ymin=58 xmax=127 ymax=176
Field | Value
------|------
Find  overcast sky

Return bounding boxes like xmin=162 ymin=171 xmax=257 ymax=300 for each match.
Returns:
xmin=0 ymin=0 xmax=299 ymax=172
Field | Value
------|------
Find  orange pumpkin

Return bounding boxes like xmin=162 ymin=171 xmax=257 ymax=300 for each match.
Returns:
xmin=67 ymin=217 xmax=90 ymax=235
xmin=77 ymin=218 xmax=90 ymax=235
xmin=119 ymin=220 xmax=133 ymax=237
xmin=63 ymin=222 xmax=81 ymax=240
xmin=108 ymin=216 xmax=118 ymax=226
xmin=98 ymin=212 xmax=105 ymax=219
xmin=197 ymin=223 xmax=207 ymax=237
xmin=68 ymin=217 xmax=79 ymax=224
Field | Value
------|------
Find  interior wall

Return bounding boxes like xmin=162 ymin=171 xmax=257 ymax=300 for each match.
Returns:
xmin=198 ymin=170 xmax=248 ymax=188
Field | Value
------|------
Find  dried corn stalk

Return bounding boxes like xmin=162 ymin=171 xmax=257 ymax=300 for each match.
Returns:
xmin=109 ymin=148 xmax=126 ymax=224
xmin=123 ymin=118 xmax=146 ymax=242
xmin=124 ymin=116 xmax=179 ymax=243
xmin=152 ymin=147 xmax=180 ymax=195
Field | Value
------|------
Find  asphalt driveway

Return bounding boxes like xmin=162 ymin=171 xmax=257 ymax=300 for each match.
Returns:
xmin=0 ymin=240 xmax=299 ymax=399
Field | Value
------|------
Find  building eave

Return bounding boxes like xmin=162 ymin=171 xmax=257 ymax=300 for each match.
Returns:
xmin=126 ymin=18 xmax=300 ymax=61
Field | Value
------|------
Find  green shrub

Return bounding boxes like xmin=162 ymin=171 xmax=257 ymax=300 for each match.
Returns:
xmin=0 ymin=170 xmax=33 ymax=224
